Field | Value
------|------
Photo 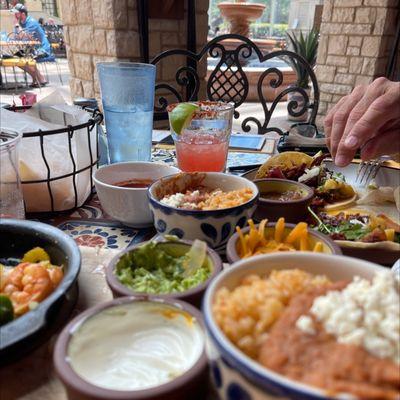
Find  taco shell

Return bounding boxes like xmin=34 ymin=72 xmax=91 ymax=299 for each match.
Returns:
xmin=323 ymin=193 xmax=358 ymax=211
xmin=256 ymin=152 xmax=313 ymax=179
xmin=327 ymin=207 xmax=399 ymax=228
xmin=333 ymin=239 xmax=400 ymax=251
xmin=327 ymin=207 xmax=400 ymax=251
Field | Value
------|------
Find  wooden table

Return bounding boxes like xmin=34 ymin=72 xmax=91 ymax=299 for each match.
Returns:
xmin=0 ymin=40 xmax=39 ymax=46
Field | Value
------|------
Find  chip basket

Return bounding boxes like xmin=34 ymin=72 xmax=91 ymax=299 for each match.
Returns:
xmin=6 ymin=105 xmax=103 ymax=215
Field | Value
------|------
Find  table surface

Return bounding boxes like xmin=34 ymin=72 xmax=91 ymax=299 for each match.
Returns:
xmin=6 ymin=140 xmax=400 ymax=400
xmin=26 ymin=148 xmax=274 ymax=252
xmin=0 ymin=40 xmax=39 ymax=46
xmin=0 ymin=41 xmax=59 ymax=48
xmin=26 ymin=145 xmax=400 ymax=253
xmin=6 ymin=144 xmax=239 ymax=399
xmin=0 ymin=246 xmax=219 ymax=400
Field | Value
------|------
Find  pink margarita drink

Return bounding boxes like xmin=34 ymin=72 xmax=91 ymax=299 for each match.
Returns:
xmin=175 ymin=133 xmax=229 ymax=172
xmin=168 ymin=101 xmax=234 ymax=172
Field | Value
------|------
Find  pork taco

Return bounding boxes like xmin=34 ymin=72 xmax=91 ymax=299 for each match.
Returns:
xmin=310 ymin=207 xmax=400 ymax=251
xmin=256 ymin=152 xmax=315 ymax=181
xmin=256 ymin=152 xmax=356 ymax=210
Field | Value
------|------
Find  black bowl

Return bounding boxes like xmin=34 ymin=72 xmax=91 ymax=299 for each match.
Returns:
xmin=0 ymin=219 xmax=81 ymax=365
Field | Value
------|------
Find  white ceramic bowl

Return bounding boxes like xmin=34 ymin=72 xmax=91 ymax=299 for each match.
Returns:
xmin=148 ymin=172 xmax=259 ymax=249
xmin=94 ymin=162 xmax=180 ymax=227
xmin=203 ymin=253 xmax=387 ymax=400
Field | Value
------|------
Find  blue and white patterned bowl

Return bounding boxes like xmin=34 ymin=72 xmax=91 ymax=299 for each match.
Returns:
xmin=148 ymin=172 xmax=259 ymax=249
xmin=202 ymin=253 xmax=385 ymax=400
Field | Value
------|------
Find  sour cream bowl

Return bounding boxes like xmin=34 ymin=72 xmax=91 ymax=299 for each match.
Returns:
xmin=54 ymin=297 xmax=208 ymax=400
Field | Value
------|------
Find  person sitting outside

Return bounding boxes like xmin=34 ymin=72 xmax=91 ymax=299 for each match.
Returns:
xmin=11 ymin=3 xmax=52 ymax=87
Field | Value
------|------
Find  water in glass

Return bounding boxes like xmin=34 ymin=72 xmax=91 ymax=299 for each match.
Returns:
xmin=97 ymin=62 xmax=156 ymax=164
xmin=0 ymin=130 xmax=25 ymax=219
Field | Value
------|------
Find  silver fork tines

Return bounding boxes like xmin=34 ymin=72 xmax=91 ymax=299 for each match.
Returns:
xmin=356 ymin=159 xmax=382 ymax=185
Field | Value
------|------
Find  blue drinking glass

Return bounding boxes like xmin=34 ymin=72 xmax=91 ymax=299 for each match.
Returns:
xmin=97 ymin=62 xmax=156 ymax=163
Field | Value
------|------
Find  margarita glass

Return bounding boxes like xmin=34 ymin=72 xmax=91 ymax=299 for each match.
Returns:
xmin=168 ymin=101 xmax=234 ymax=172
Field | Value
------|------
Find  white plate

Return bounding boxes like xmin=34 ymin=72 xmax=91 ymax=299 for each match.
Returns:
xmin=242 ymin=161 xmax=400 ymax=265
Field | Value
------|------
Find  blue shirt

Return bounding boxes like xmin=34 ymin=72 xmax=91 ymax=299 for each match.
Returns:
xmin=19 ymin=16 xmax=52 ymax=56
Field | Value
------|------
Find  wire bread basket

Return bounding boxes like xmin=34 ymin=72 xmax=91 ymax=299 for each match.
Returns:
xmin=7 ymin=105 xmax=103 ymax=214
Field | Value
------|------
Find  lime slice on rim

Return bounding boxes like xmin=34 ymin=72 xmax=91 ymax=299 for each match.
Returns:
xmin=169 ymin=103 xmax=199 ymax=135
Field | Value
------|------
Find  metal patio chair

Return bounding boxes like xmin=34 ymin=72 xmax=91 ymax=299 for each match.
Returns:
xmin=151 ymin=33 xmax=319 ymax=135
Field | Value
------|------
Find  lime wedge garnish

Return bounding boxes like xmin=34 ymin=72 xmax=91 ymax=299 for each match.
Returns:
xmin=0 ymin=295 xmax=14 ymax=326
xmin=169 ymin=103 xmax=199 ymax=135
xmin=182 ymin=239 xmax=207 ymax=278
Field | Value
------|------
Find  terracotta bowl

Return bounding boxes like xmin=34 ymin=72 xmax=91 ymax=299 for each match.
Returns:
xmin=106 ymin=239 xmax=223 ymax=308
xmin=253 ymin=178 xmax=314 ymax=223
xmin=203 ymin=253 xmax=387 ymax=399
xmin=54 ymin=296 xmax=209 ymax=400
xmin=226 ymin=222 xmax=342 ymax=263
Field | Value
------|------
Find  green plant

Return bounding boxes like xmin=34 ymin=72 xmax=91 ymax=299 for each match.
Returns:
xmin=285 ymin=29 xmax=319 ymax=88
xmin=250 ymin=23 xmax=289 ymax=38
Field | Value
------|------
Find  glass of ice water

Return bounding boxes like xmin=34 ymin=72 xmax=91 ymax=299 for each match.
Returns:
xmin=0 ymin=130 xmax=25 ymax=219
xmin=97 ymin=62 xmax=156 ymax=163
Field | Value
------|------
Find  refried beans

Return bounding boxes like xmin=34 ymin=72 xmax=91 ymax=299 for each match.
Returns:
xmin=259 ymin=282 xmax=400 ymax=400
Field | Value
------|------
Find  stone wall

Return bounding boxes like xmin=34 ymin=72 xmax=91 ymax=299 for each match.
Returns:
xmin=315 ymin=0 xmax=399 ymax=126
xmin=60 ymin=0 xmax=209 ymax=101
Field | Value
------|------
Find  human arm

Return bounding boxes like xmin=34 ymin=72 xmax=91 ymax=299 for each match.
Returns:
xmin=324 ymin=77 xmax=400 ymax=167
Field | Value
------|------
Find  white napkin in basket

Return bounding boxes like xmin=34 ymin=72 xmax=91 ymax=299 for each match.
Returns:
xmin=0 ymin=90 xmax=97 ymax=212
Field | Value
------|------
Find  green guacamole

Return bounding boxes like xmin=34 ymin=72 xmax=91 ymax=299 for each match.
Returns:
xmin=115 ymin=241 xmax=212 ymax=294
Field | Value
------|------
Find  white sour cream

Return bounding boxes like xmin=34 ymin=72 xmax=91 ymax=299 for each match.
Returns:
xmin=67 ymin=302 xmax=205 ymax=391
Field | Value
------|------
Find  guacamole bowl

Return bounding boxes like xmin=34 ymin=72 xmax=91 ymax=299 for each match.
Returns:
xmin=106 ymin=239 xmax=223 ymax=307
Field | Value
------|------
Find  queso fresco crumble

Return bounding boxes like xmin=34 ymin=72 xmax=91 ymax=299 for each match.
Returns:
xmin=160 ymin=188 xmax=253 ymax=210
xmin=296 ymin=271 xmax=400 ymax=364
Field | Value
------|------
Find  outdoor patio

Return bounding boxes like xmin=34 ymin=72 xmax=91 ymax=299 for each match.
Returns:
xmin=0 ymin=1 xmax=399 ymax=400
xmin=0 ymin=58 xmax=291 ymax=136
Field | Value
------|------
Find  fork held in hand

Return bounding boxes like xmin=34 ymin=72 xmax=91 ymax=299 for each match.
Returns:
xmin=355 ymin=158 xmax=384 ymax=185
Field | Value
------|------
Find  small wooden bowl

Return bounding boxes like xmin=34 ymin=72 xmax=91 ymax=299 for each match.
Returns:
xmin=253 ymin=178 xmax=314 ymax=223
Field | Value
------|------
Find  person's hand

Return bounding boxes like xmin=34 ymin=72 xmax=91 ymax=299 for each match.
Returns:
xmin=324 ymin=77 xmax=400 ymax=167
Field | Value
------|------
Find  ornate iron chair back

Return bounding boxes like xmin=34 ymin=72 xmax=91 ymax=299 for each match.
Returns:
xmin=151 ymin=34 xmax=319 ymax=135
xmin=6 ymin=30 xmax=36 ymax=59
